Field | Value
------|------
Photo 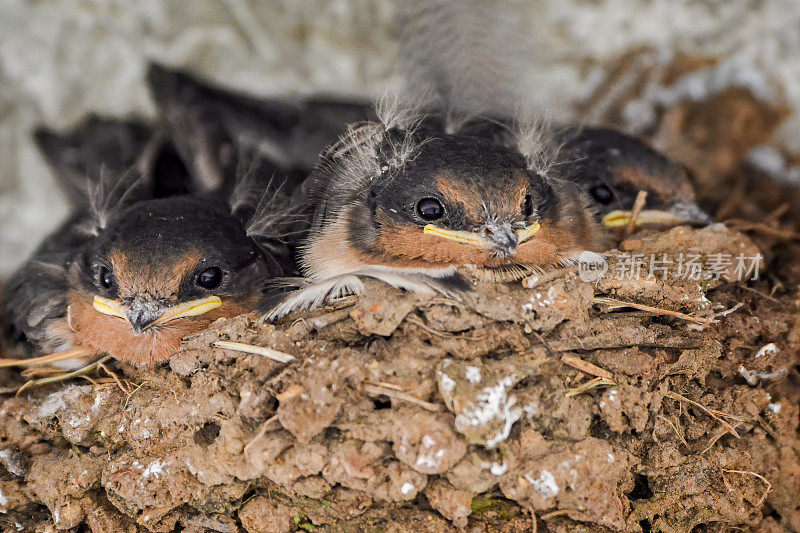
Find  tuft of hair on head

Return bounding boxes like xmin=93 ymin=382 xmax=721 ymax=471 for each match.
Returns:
xmin=510 ymin=111 xmax=567 ymax=180
xmin=87 ymin=165 xmax=148 ymax=234
xmin=323 ymin=93 xmax=429 ymax=193
xmin=229 ymin=156 xmax=308 ymax=249
xmin=374 ymin=91 xmax=431 ymax=132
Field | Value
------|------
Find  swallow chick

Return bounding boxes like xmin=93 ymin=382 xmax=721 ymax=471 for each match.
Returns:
xmin=146 ymin=63 xmax=373 ymax=196
xmin=1 ymin=124 xmax=296 ymax=368
xmin=558 ymin=126 xmax=711 ymax=232
xmin=267 ymin=104 xmax=605 ymax=318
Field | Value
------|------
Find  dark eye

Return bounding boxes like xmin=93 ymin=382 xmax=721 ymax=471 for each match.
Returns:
xmin=98 ymin=267 xmax=116 ymax=289
xmin=590 ymin=184 xmax=614 ymax=204
xmin=416 ymin=198 xmax=444 ymax=221
xmin=523 ymin=195 xmax=534 ymax=217
xmin=197 ymin=267 xmax=223 ymax=290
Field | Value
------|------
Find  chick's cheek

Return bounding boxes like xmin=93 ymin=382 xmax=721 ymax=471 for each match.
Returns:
xmin=514 ymin=226 xmax=571 ymax=266
xmin=376 ymin=223 xmax=500 ymax=266
xmin=66 ymin=291 xmax=252 ymax=366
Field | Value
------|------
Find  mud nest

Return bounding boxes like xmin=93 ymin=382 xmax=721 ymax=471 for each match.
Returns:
xmin=1 ymin=221 xmax=799 ymax=532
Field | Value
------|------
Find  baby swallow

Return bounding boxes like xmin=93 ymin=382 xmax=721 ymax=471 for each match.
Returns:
xmin=558 ymin=126 xmax=711 ymax=231
xmin=1 ymin=120 xmax=296 ymax=368
xmin=147 ymin=63 xmax=373 ymax=197
xmin=267 ymin=106 xmax=605 ymax=318
xmin=34 ymin=114 xmax=193 ymax=202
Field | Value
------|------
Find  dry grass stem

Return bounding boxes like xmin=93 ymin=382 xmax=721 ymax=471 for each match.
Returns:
xmin=214 ymin=340 xmax=295 ymax=363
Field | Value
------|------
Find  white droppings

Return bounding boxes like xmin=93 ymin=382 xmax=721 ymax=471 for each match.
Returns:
xmin=465 ymin=366 xmax=482 ymax=383
xmin=421 ymin=435 xmax=436 ymax=448
xmin=455 ymin=375 xmax=522 ymax=448
xmin=608 ymin=389 xmax=618 ymax=403
xmin=522 ymin=303 xmax=534 ymax=312
xmin=439 ymin=373 xmax=456 ymax=393
xmin=401 ymin=482 xmax=415 ymax=495
xmin=607 ymin=453 xmax=615 ymax=463
xmin=92 ymin=389 xmax=108 ymax=411
xmin=522 ymin=276 xmax=539 ymax=288
xmin=141 ymin=460 xmax=167 ymax=479
xmin=739 ymin=365 xmax=788 ymax=386
xmin=37 ymin=385 xmax=85 ymax=419
xmin=755 ymin=343 xmax=779 ymax=358
xmin=768 ymin=403 xmax=782 ymax=413
xmin=525 ymin=470 xmax=559 ymax=499
xmin=490 ymin=462 xmax=508 ymax=476
xmin=0 ymin=488 xmax=7 ymax=512
xmin=416 ymin=452 xmax=440 ymax=469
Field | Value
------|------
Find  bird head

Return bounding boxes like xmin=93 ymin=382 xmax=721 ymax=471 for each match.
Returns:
xmin=302 ymin=118 xmax=602 ymax=282
xmin=560 ymin=127 xmax=712 ymax=231
xmin=66 ymin=196 xmax=288 ymax=365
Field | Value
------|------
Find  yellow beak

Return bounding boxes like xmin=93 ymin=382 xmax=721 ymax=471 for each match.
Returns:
xmin=92 ymin=295 xmax=127 ymax=319
xmin=602 ymin=210 xmax=692 ymax=229
xmin=92 ymin=295 xmax=223 ymax=328
xmin=150 ymin=296 xmax=222 ymax=326
xmin=423 ymin=222 xmax=541 ymax=248
xmin=517 ymin=221 xmax=541 ymax=243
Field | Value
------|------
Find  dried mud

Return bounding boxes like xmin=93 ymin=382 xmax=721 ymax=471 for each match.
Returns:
xmin=1 ymin=221 xmax=799 ymax=532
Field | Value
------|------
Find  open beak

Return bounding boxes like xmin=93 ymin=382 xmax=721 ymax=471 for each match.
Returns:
xmin=602 ymin=202 xmax=712 ymax=230
xmin=92 ymin=295 xmax=222 ymax=333
xmin=423 ymin=221 xmax=541 ymax=255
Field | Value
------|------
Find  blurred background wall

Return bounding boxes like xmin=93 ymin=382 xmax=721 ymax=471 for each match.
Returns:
xmin=2 ymin=0 xmax=799 ymax=275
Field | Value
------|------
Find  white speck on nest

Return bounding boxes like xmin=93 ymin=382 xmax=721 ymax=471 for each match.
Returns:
xmin=607 ymin=453 xmax=615 ymax=463
xmin=421 ymin=435 xmax=436 ymax=448
xmin=37 ymin=385 xmax=87 ymax=420
xmin=490 ymin=462 xmax=508 ymax=476
xmin=92 ymin=389 xmax=108 ymax=411
xmin=455 ymin=375 xmax=522 ymax=448
xmin=523 ymin=276 xmax=539 ymax=288
xmin=465 ymin=366 xmax=482 ymax=383
xmin=439 ymin=372 xmax=456 ymax=393
xmin=608 ymin=389 xmax=618 ymax=403
xmin=0 ymin=488 xmax=7 ymax=511
xmin=522 ymin=303 xmax=534 ymax=312
xmin=416 ymin=451 xmax=441 ymax=470
xmin=739 ymin=365 xmax=788 ymax=386
xmin=141 ymin=460 xmax=167 ymax=479
xmin=768 ymin=403 xmax=782 ymax=413
xmin=524 ymin=470 xmax=559 ymax=499
xmin=755 ymin=343 xmax=779 ymax=358
xmin=401 ymin=482 xmax=415 ymax=495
